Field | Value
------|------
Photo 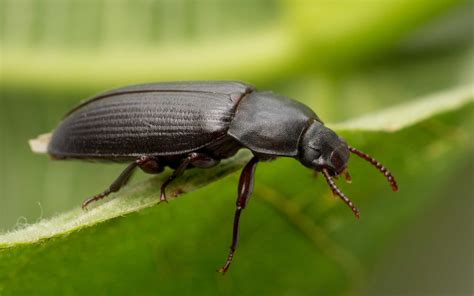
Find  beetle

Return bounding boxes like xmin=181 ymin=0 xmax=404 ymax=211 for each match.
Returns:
xmin=44 ymin=81 xmax=398 ymax=273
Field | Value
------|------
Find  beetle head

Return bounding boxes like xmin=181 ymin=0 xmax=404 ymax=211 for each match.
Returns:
xmin=299 ymin=120 xmax=350 ymax=176
xmin=299 ymin=119 xmax=398 ymax=219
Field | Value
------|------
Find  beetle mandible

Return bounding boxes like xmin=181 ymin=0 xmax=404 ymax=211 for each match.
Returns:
xmin=44 ymin=81 xmax=398 ymax=273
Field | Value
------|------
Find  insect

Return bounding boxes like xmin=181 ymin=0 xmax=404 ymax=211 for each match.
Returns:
xmin=42 ymin=81 xmax=398 ymax=273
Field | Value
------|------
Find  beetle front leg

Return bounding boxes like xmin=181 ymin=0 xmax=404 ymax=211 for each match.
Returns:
xmin=82 ymin=155 xmax=156 ymax=209
xmin=218 ymin=156 xmax=259 ymax=274
xmin=159 ymin=152 xmax=218 ymax=202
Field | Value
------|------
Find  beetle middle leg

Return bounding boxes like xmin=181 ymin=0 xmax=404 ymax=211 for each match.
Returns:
xmin=218 ymin=156 xmax=259 ymax=274
xmin=159 ymin=152 xmax=219 ymax=202
xmin=82 ymin=155 xmax=159 ymax=209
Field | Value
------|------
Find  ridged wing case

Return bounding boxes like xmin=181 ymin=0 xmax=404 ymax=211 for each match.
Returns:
xmin=48 ymin=81 xmax=254 ymax=160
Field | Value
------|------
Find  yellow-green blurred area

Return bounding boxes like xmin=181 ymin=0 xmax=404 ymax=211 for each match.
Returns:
xmin=0 ymin=0 xmax=473 ymax=295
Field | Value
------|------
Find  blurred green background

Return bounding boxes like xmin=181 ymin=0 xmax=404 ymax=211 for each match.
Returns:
xmin=0 ymin=0 xmax=473 ymax=295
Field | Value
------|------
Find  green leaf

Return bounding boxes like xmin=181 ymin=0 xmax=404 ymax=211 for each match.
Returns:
xmin=0 ymin=86 xmax=472 ymax=295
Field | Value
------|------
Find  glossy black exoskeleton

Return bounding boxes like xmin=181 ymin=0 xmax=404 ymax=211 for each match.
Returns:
xmin=47 ymin=81 xmax=398 ymax=273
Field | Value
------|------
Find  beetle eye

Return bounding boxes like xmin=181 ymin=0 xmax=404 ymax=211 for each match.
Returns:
xmin=330 ymin=151 xmax=344 ymax=169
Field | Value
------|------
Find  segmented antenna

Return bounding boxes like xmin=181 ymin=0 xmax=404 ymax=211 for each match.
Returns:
xmin=322 ymin=168 xmax=360 ymax=218
xmin=348 ymin=146 xmax=399 ymax=192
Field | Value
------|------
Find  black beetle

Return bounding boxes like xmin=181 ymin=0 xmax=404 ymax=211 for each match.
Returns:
xmin=44 ymin=81 xmax=398 ymax=273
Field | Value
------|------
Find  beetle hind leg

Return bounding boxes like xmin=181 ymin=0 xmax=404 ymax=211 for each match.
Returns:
xmin=82 ymin=155 xmax=158 ymax=209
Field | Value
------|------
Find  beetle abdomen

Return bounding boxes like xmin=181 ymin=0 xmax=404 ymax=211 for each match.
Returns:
xmin=48 ymin=90 xmax=243 ymax=160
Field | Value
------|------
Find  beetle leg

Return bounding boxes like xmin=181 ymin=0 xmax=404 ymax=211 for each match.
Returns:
xmin=82 ymin=155 xmax=155 ymax=209
xmin=159 ymin=152 xmax=218 ymax=202
xmin=218 ymin=156 xmax=259 ymax=274
xmin=138 ymin=156 xmax=164 ymax=174
xmin=188 ymin=154 xmax=220 ymax=169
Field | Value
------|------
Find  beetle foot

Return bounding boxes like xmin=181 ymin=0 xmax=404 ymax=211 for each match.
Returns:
xmin=159 ymin=191 xmax=169 ymax=204
xmin=217 ymin=251 xmax=234 ymax=275
xmin=81 ymin=202 xmax=90 ymax=211
xmin=81 ymin=190 xmax=110 ymax=210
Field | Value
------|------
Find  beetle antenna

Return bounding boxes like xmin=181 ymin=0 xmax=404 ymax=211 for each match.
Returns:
xmin=322 ymin=168 xmax=360 ymax=218
xmin=348 ymin=146 xmax=398 ymax=192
